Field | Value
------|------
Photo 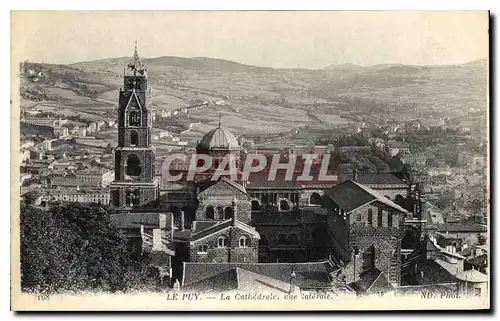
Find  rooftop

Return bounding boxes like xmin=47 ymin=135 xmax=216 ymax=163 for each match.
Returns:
xmin=110 ymin=213 xmax=169 ymax=230
xmin=190 ymin=219 xmax=259 ymax=243
xmin=339 ymin=171 xmax=408 ymax=186
xmin=198 ymin=124 xmax=239 ymax=150
xmin=436 ymin=223 xmax=487 ymax=233
xmin=416 ymin=259 xmax=458 ymax=285
xmin=436 ymin=259 xmax=488 ymax=283
xmin=325 ymin=180 xmax=409 ymax=214
xmin=348 ymin=268 xmax=394 ymax=294
xmin=183 ymin=261 xmax=336 ymax=289
xmin=466 ymin=254 xmax=488 ymax=269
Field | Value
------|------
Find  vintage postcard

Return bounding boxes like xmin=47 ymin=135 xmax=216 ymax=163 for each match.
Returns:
xmin=10 ymin=11 xmax=490 ymax=311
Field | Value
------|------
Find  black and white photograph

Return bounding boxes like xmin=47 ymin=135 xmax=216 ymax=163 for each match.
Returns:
xmin=10 ymin=10 xmax=490 ymax=311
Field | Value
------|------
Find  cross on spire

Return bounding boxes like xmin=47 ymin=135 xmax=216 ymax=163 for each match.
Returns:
xmin=218 ymin=113 xmax=222 ymax=128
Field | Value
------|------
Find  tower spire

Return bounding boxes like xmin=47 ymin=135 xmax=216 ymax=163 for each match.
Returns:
xmin=128 ymin=41 xmax=144 ymax=74
xmin=218 ymin=113 xmax=222 ymax=128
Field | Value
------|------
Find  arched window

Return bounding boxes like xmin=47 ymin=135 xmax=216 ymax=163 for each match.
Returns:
xmin=378 ymin=209 xmax=383 ymax=227
xmin=111 ymin=190 xmax=119 ymax=206
xmin=206 ymin=205 xmax=215 ymax=219
xmin=125 ymin=189 xmax=140 ymax=206
xmin=239 ymin=236 xmax=250 ymax=248
xmin=259 ymin=234 xmax=269 ymax=246
xmin=310 ymin=192 xmax=322 ymax=205
xmin=217 ymin=236 xmax=228 ymax=248
xmin=224 ymin=207 xmax=233 ymax=219
xmin=125 ymin=190 xmax=132 ymax=206
xmin=216 ymin=206 xmax=224 ymax=220
xmin=129 ymin=111 xmax=141 ymax=126
xmin=126 ymin=154 xmax=142 ymax=177
xmin=279 ymin=200 xmax=290 ymax=211
xmin=198 ymin=245 xmax=208 ymax=253
xmin=130 ymin=130 xmax=138 ymax=146
xmin=287 ymin=234 xmax=299 ymax=245
xmin=251 ymin=200 xmax=260 ymax=211
xmin=362 ymin=245 xmax=376 ymax=271
xmin=277 ymin=234 xmax=287 ymax=245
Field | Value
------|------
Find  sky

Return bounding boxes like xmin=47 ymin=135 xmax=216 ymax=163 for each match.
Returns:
xmin=12 ymin=11 xmax=489 ymax=69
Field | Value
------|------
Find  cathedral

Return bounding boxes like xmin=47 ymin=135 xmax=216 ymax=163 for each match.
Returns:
xmin=109 ymin=46 xmax=423 ymax=293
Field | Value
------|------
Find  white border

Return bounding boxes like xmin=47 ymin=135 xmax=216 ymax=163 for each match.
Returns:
xmin=3 ymin=1 xmax=498 ymax=319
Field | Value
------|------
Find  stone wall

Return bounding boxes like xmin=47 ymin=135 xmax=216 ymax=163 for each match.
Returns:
xmin=189 ymin=226 xmax=259 ymax=263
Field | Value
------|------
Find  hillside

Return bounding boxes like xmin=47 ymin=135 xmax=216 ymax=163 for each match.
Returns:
xmin=19 ymin=56 xmax=488 ymax=151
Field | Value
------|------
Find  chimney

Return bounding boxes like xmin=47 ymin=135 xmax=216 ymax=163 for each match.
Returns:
xmin=152 ymin=228 xmax=162 ymax=252
xmin=159 ymin=213 xmax=166 ymax=229
xmin=232 ymin=196 xmax=237 ymax=226
xmin=173 ymin=279 xmax=180 ymax=293
xmin=179 ymin=211 xmax=185 ymax=231
xmin=140 ymin=224 xmax=146 ymax=255
xmin=289 ymin=269 xmax=297 ymax=294
xmin=353 ymin=169 xmax=358 ymax=181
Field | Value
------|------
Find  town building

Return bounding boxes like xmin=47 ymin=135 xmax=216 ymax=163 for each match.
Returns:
xmin=386 ymin=140 xmax=411 ymax=157
xmin=53 ymin=126 xmax=69 ymax=138
xmin=50 ymin=168 xmax=114 ymax=188
xmin=42 ymin=187 xmax=110 ymax=204
xmin=106 ymin=45 xmax=429 ymax=293
xmin=324 ymin=180 xmax=409 ymax=287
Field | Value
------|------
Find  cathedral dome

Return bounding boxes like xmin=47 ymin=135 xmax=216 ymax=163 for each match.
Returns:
xmin=199 ymin=125 xmax=239 ymax=150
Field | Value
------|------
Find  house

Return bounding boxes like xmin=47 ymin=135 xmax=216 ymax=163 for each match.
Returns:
xmin=324 ymin=180 xmax=409 ymax=287
xmin=50 ymin=168 xmax=114 ymax=188
xmin=436 ymin=258 xmax=488 ymax=297
xmin=43 ymin=187 xmax=110 ymax=204
xmin=436 ymin=223 xmax=487 ymax=246
xmin=465 ymin=254 xmax=488 ymax=274
xmin=53 ymin=126 xmax=69 ymax=138
xmin=386 ymin=140 xmax=410 ymax=157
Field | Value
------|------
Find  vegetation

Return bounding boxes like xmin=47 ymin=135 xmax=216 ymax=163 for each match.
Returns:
xmin=316 ymin=133 xmax=369 ymax=147
xmin=315 ymin=133 xmax=405 ymax=172
xmin=20 ymin=123 xmax=55 ymax=139
xmin=20 ymin=203 xmax=160 ymax=294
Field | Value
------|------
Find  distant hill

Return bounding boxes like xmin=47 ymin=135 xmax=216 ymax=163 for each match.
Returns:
xmin=20 ymin=55 xmax=488 ymax=129
xmin=324 ymin=63 xmax=364 ymax=72
xmin=310 ymin=58 xmax=487 ymax=113
xmin=459 ymin=58 xmax=488 ymax=69
xmin=72 ymin=56 xmax=308 ymax=74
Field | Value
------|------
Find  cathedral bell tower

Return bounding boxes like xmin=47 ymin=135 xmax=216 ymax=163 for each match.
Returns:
xmin=109 ymin=42 xmax=159 ymax=208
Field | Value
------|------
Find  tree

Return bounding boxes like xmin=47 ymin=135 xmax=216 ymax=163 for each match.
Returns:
xmin=20 ymin=203 xmax=159 ymax=294
xmin=21 ymin=190 xmax=41 ymax=205
xmin=20 ymin=205 xmax=74 ymax=293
